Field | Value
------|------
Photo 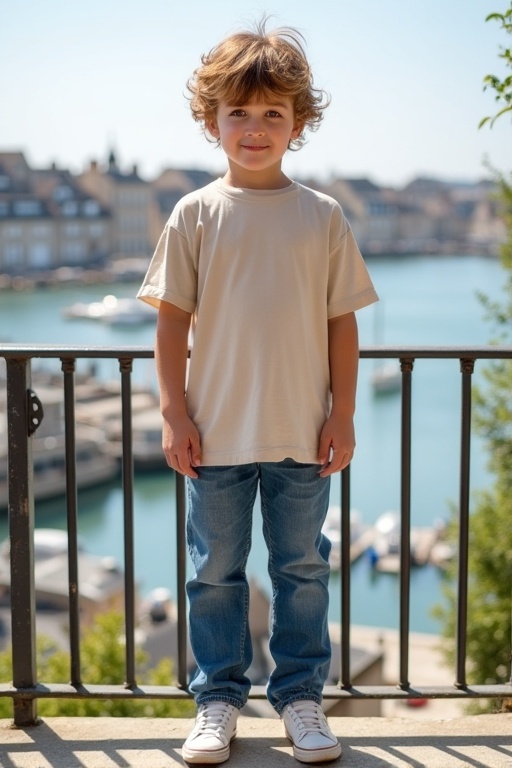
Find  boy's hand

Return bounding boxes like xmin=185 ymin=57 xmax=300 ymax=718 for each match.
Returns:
xmin=317 ymin=412 xmax=355 ymax=477
xmin=162 ymin=413 xmax=202 ymax=479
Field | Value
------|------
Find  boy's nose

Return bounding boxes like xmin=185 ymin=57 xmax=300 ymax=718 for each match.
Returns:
xmin=246 ymin=121 xmax=265 ymax=136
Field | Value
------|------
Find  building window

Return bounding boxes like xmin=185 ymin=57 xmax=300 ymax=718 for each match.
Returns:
xmin=13 ymin=200 xmax=42 ymax=216
xmin=4 ymin=243 xmax=24 ymax=266
xmin=0 ymin=202 xmax=9 ymax=217
xmin=62 ymin=201 xmax=78 ymax=217
xmin=119 ymin=214 xmax=146 ymax=232
xmin=64 ymin=223 xmax=81 ymax=237
xmin=0 ymin=174 xmax=10 ymax=191
xmin=118 ymin=187 xmax=147 ymax=205
xmin=61 ymin=242 xmax=86 ymax=262
xmin=89 ymin=222 xmax=104 ymax=237
xmin=52 ymin=185 xmax=73 ymax=202
xmin=83 ymin=199 xmax=100 ymax=216
xmin=4 ymin=224 xmax=22 ymax=237
xmin=32 ymin=224 xmax=52 ymax=238
xmin=28 ymin=243 xmax=52 ymax=268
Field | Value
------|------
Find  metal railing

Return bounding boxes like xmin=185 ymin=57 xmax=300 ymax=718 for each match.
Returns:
xmin=1 ymin=343 xmax=512 ymax=726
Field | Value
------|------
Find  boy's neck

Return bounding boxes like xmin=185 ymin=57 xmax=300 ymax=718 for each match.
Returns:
xmin=223 ymin=162 xmax=293 ymax=191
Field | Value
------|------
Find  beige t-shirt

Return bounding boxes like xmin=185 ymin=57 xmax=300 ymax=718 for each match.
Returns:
xmin=138 ymin=178 xmax=378 ymax=465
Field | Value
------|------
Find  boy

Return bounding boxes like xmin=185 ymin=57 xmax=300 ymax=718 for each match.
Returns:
xmin=138 ymin=19 xmax=378 ymax=765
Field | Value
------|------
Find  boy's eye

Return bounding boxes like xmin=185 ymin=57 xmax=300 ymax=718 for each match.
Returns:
xmin=267 ymin=110 xmax=281 ymax=118
xmin=230 ymin=109 xmax=246 ymax=117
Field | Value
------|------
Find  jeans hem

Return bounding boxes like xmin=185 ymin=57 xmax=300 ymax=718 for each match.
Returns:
xmin=195 ymin=694 xmax=245 ymax=710
xmin=273 ymin=692 xmax=323 ymax=716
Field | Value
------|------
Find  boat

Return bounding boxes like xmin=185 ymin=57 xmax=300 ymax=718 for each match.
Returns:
xmin=0 ymin=386 xmax=119 ymax=511
xmin=140 ymin=587 xmax=175 ymax=624
xmin=122 ymin=407 xmax=167 ymax=470
xmin=74 ymin=383 xmax=167 ymax=471
xmin=0 ymin=528 xmax=126 ymax=623
xmin=0 ymin=528 xmax=85 ymax=561
xmin=368 ymin=511 xmax=442 ymax=573
xmin=62 ymin=294 xmax=155 ymax=325
xmin=372 ymin=510 xmax=402 ymax=558
xmin=371 ymin=361 xmax=402 ymax=394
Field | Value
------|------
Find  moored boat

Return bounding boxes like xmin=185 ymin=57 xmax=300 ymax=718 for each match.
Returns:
xmin=62 ymin=294 xmax=155 ymax=325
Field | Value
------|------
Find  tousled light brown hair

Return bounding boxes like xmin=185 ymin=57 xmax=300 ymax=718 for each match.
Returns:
xmin=186 ymin=18 xmax=330 ymax=150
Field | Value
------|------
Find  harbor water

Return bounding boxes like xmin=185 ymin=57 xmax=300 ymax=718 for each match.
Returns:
xmin=0 ymin=254 xmax=505 ymax=633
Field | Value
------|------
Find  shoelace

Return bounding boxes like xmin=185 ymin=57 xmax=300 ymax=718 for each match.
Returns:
xmin=288 ymin=702 xmax=331 ymax=742
xmin=195 ymin=702 xmax=233 ymax=736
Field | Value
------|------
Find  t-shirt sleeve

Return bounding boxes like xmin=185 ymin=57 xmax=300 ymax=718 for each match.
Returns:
xmin=327 ymin=211 xmax=379 ymax=318
xmin=136 ymin=220 xmax=197 ymax=313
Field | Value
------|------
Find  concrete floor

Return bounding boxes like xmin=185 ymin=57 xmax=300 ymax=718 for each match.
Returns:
xmin=1 ymin=714 xmax=511 ymax=767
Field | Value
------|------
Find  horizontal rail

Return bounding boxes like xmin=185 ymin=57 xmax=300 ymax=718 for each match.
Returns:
xmin=1 ymin=343 xmax=512 ymax=360
xmin=1 ymin=683 xmax=511 ymax=701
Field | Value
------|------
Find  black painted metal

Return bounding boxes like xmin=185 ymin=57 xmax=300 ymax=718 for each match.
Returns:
xmin=455 ymin=358 xmax=475 ymax=688
xmin=119 ymin=357 xmax=137 ymax=688
xmin=1 ymin=344 xmax=512 ymax=724
xmin=176 ymin=472 xmax=189 ymax=690
xmin=399 ymin=358 xmax=414 ymax=689
xmin=340 ymin=466 xmax=351 ymax=688
xmin=26 ymin=389 xmax=44 ymax=435
xmin=61 ymin=357 xmax=82 ymax=686
xmin=6 ymin=358 xmax=38 ymax=725
xmin=0 ymin=681 xmax=511 ymax=701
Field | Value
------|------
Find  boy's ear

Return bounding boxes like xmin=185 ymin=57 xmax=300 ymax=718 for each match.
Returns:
xmin=207 ymin=117 xmax=220 ymax=139
xmin=291 ymin=120 xmax=304 ymax=140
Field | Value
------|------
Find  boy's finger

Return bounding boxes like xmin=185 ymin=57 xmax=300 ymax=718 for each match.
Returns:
xmin=317 ymin=435 xmax=332 ymax=464
xmin=176 ymin=449 xmax=198 ymax=479
xmin=317 ymin=444 xmax=334 ymax=476
xmin=189 ymin=436 xmax=202 ymax=467
xmin=318 ymin=448 xmax=352 ymax=477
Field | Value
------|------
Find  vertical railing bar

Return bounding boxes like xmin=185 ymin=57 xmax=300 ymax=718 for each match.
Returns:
xmin=455 ymin=358 xmax=474 ymax=688
xmin=119 ymin=357 xmax=136 ymax=688
xmin=399 ymin=357 xmax=414 ymax=689
xmin=61 ymin=357 xmax=82 ymax=686
xmin=340 ymin=465 xmax=352 ymax=688
xmin=6 ymin=357 xmax=38 ymax=725
xmin=176 ymin=471 xmax=189 ymax=689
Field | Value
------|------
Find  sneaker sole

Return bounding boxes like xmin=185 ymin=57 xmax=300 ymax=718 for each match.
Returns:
xmin=182 ymin=732 xmax=236 ymax=764
xmin=285 ymin=730 xmax=342 ymax=764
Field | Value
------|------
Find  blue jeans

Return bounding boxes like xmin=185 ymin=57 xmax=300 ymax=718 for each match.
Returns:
xmin=186 ymin=459 xmax=332 ymax=714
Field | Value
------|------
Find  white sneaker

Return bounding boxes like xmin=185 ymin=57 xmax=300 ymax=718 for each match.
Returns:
xmin=182 ymin=701 xmax=239 ymax=764
xmin=282 ymin=700 xmax=342 ymax=763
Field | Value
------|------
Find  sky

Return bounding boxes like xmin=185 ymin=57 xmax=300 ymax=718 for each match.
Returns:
xmin=0 ymin=0 xmax=510 ymax=187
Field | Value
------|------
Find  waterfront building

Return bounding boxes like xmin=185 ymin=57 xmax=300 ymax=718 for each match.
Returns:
xmin=316 ymin=175 xmax=505 ymax=256
xmin=0 ymin=150 xmax=505 ymax=278
xmin=78 ymin=151 xmax=152 ymax=259
xmin=0 ymin=152 xmax=111 ymax=274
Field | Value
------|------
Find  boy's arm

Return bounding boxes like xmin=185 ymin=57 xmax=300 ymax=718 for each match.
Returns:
xmin=318 ymin=311 xmax=359 ymax=478
xmin=155 ymin=301 xmax=201 ymax=478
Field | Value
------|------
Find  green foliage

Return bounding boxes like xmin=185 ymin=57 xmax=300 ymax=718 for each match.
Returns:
xmin=0 ymin=612 xmax=195 ymax=719
xmin=474 ymin=171 xmax=512 ymax=485
xmin=479 ymin=5 xmax=512 ymax=128
xmin=434 ymin=8 xmax=512 ymax=714
xmin=433 ymin=487 xmax=512 ymax=713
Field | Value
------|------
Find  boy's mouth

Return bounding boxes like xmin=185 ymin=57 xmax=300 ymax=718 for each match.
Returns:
xmin=241 ymin=144 xmax=269 ymax=151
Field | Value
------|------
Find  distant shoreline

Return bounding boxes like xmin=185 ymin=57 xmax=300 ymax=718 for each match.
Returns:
xmin=0 ymin=250 xmax=500 ymax=294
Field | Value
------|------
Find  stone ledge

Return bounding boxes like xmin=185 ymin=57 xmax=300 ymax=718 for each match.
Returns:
xmin=0 ymin=714 xmax=511 ymax=767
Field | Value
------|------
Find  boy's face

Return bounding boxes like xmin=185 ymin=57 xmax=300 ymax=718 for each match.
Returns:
xmin=208 ymin=95 xmax=302 ymax=186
